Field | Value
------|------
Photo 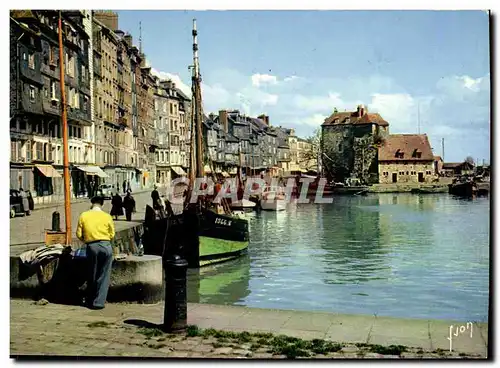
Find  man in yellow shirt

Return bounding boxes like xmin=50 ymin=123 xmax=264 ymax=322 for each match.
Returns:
xmin=76 ymin=196 xmax=115 ymax=310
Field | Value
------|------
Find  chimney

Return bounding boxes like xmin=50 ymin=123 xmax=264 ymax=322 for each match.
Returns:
xmin=123 ymin=34 xmax=132 ymax=47
xmin=258 ymin=114 xmax=269 ymax=126
xmin=219 ymin=110 xmax=228 ymax=133
xmin=357 ymin=104 xmax=366 ymax=117
xmin=93 ymin=10 xmax=119 ymax=31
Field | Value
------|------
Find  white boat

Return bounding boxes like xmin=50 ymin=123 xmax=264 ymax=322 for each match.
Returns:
xmin=260 ymin=190 xmax=287 ymax=211
xmin=230 ymin=199 xmax=256 ymax=212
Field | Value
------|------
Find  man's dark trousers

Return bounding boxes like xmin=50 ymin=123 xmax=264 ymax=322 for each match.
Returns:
xmin=86 ymin=241 xmax=113 ymax=308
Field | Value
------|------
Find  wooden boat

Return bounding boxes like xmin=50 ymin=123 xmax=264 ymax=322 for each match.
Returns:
xmin=448 ymin=179 xmax=477 ymax=197
xmin=476 ymin=181 xmax=490 ymax=196
xmin=230 ymin=199 xmax=256 ymax=212
xmin=143 ymin=204 xmax=249 ymax=267
xmin=142 ymin=19 xmax=249 ymax=268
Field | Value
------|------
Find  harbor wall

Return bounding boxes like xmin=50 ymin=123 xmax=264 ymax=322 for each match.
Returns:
xmin=10 ymin=221 xmax=164 ymax=303
xmin=369 ymin=183 xmax=448 ymax=193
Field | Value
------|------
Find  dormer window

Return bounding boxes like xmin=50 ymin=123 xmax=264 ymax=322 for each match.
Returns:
xmin=344 ymin=118 xmax=350 ymax=124
xmin=395 ymin=149 xmax=404 ymax=159
xmin=334 ymin=118 xmax=339 ymax=124
xmin=412 ymin=149 xmax=422 ymax=158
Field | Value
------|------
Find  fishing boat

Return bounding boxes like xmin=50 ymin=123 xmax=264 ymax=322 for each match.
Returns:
xmin=142 ymin=19 xmax=249 ymax=268
xmin=448 ymin=176 xmax=477 ymax=197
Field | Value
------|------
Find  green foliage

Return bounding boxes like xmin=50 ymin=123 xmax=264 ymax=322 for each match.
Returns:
xmin=370 ymin=344 xmax=407 ymax=356
xmin=186 ymin=324 xmax=200 ymax=337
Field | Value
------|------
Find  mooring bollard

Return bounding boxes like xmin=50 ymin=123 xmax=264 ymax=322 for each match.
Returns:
xmin=51 ymin=211 xmax=61 ymax=232
xmin=163 ymin=254 xmax=188 ymax=333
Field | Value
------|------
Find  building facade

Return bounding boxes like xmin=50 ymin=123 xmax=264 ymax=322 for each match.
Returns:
xmin=321 ymin=105 xmax=389 ymax=184
xmin=378 ymin=134 xmax=436 ymax=184
xmin=10 ymin=11 xmax=93 ymax=203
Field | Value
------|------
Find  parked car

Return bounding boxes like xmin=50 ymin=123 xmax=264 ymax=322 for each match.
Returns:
xmin=10 ymin=189 xmax=33 ymax=218
xmin=97 ymin=184 xmax=114 ymax=199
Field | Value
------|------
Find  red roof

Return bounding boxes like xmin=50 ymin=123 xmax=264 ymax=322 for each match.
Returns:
xmin=378 ymin=134 xmax=434 ymax=162
xmin=323 ymin=111 xmax=389 ymax=127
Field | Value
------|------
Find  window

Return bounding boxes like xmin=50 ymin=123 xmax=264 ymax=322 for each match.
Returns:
xmin=170 ymin=103 xmax=173 ymax=114
xmin=26 ymin=141 xmax=32 ymax=161
xmin=163 ymin=102 xmax=167 ymax=113
xmin=35 ymin=142 xmax=43 ymax=160
xmin=50 ymin=82 xmax=57 ymax=100
xmin=83 ymin=96 xmax=89 ymax=112
xmin=154 ymin=100 xmax=158 ymax=111
xmin=73 ymin=91 xmax=79 ymax=109
xmin=28 ymin=53 xmax=35 ymax=69
xmin=49 ymin=46 xmax=55 ymax=65
xmin=29 ymin=86 xmax=36 ymax=102
xmin=10 ymin=141 xmax=17 ymax=161
xmin=160 ymin=152 xmax=164 ymax=162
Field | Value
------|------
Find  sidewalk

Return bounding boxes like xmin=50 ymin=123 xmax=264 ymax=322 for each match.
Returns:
xmin=32 ymin=189 xmax=152 ymax=212
xmin=9 ymin=299 xmax=488 ymax=359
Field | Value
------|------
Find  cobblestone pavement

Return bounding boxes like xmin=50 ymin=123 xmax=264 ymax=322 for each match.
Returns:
xmin=10 ymin=190 xmax=155 ymax=246
xmin=10 ymin=299 xmax=487 ymax=359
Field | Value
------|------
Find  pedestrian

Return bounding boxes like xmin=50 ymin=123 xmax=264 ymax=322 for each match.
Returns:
xmin=76 ymin=196 xmax=115 ymax=310
xmin=19 ymin=188 xmax=31 ymax=215
xmin=127 ymin=180 xmax=131 ymax=192
xmin=151 ymin=186 xmax=161 ymax=210
xmin=122 ymin=180 xmax=127 ymax=194
xmin=123 ymin=190 xmax=136 ymax=221
xmin=110 ymin=192 xmax=124 ymax=220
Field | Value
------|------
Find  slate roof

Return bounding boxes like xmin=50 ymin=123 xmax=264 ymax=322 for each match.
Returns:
xmin=378 ymin=134 xmax=434 ymax=162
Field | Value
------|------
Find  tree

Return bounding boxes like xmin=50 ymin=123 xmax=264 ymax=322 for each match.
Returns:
xmin=301 ymin=127 xmax=349 ymax=181
xmin=465 ymin=156 xmax=475 ymax=166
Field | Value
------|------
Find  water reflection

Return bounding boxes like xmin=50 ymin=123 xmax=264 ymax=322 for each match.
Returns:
xmin=187 ymin=255 xmax=251 ymax=305
xmin=187 ymin=194 xmax=489 ymax=321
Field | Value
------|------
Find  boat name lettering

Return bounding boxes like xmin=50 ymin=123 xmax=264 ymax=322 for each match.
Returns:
xmin=215 ymin=218 xmax=232 ymax=226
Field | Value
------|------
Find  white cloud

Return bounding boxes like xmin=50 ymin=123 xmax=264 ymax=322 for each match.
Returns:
xmin=251 ymin=73 xmax=278 ymax=87
xmin=283 ymin=76 xmax=300 ymax=83
xmin=148 ymin=65 xmax=489 ymax=161
xmin=150 ymin=68 xmax=192 ymax=96
xmin=368 ymin=93 xmax=416 ymax=132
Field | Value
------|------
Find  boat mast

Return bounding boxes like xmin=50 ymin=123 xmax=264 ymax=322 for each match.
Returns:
xmin=58 ymin=11 xmax=72 ymax=245
xmin=192 ymin=19 xmax=204 ymax=179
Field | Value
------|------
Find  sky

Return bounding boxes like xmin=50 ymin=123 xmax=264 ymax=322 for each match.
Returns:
xmin=117 ymin=10 xmax=490 ymax=163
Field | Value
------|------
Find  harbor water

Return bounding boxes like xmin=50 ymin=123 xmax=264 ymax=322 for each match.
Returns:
xmin=187 ymin=193 xmax=490 ymax=322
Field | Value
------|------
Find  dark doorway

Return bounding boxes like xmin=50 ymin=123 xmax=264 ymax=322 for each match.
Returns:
xmin=392 ymin=173 xmax=397 ymax=183
xmin=418 ymin=172 xmax=424 ymax=183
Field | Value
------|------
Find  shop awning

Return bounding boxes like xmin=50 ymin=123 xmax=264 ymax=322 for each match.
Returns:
xmin=76 ymin=165 xmax=108 ymax=178
xmin=222 ymin=171 xmax=230 ymax=177
xmin=229 ymin=168 xmax=237 ymax=175
xmin=171 ymin=166 xmax=187 ymax=176
xmin=215 ymin=168 xmax=222 ymax=174
xmin=35 ymin=164 xmax=62 ymax=178
xmin=300 ymin=169 xmax=308 ymax=173
xmin=204 ymin=165 xmax=212 ymax=174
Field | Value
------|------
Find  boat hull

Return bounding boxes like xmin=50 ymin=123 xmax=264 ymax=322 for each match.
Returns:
xmin=143 ymin=206 xmax=249 ymax=268
xmin=449 ymin=182 xmax=477 ymax=197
